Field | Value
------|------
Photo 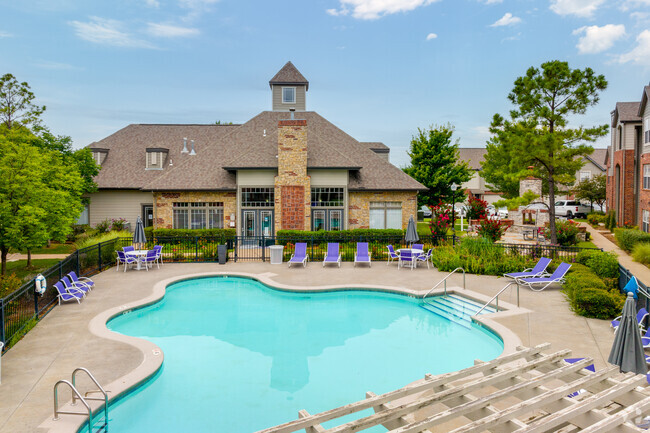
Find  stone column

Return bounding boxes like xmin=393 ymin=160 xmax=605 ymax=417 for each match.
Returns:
xmin=274 ymin=119 xmax=311 ymax=232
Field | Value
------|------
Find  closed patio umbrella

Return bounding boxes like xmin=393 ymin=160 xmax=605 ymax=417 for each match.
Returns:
xmin=608 ymin=292 xmax=647 ymax=375
xmin=133 ymin=216 xmax=147 ymax=250
xmin=405 ymin=216 xmax=419 ymax=247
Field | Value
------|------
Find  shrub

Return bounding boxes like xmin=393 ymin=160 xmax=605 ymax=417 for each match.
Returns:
xmin=477 ymin=218 xmax=506 ymax=242
xmin=574 ymin=250 xmax=619 ymax=279
xmin=110 ymin=218 xmax=129 ymax=231
xmin=632 ymin=243 xmax=650 ymax=266
xmin=543 ymin=219 xmax=579 ymax=246
xmin=466 ymin=196 xmax=488 ymax=220
xmin=0 ymin=274 xmax=22 ymax=298
xmin=146 ymin=228 xmax=237 ymax=240
xmin=95 ymin=219 xmax=111 ymax=234
xmin=74 ymin=230 xmax=132 ymax=250
xmin=587 ymin=213 xmax=606 ymax=227
xmin=570 ymin=288 xmax=625 ymax=319
xmin=576 ymin=250 xmax=599 ymax=265
xmin=606 ymin=210 xmax=617 ymax=232
xmin=614 ymin=228 xmax=650 ymax=252
xmin=428 ymin=202 xmax=453 ymax=239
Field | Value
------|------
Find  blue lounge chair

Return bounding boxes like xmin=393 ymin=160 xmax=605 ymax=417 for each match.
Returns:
xmin=354 ymin=242 xmax=371 ymax=267
xmin=53 ymin=282 xmax=84 ymax=305
xmin=504 ymin=257 xmax=551 ymax=280
xmin=323 ymin=243 xmax=341 ymax=268
xmin=517 ymin=262 xmax=572 ymax=291
xmin=416 ymin=248 xmax=432 ymax=269
xmin=288 ymin=243 xmax=308 ymax=268
xmin=398 ymin=250 xmax=416 ymax=270
xmin=67 ymin=271 xmax=94 ymax=291
xmin=641 ymin=329 xmax=650 ymax=348
xmin=116 ymin=250 xmax=137 ymax=272
xmin=62 ymin=276 xmax=90 ymax=296
xmin=612 ymin=308 xmax=648 ymax=332
xmin=386 ymin=245 xmax=399 ymax=266
xmin=141 ymin=249 xmax=159 ymax=270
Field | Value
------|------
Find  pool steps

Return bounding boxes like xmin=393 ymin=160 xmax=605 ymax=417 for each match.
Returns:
xmin=420 ymin=294 xmax=497 ymax=328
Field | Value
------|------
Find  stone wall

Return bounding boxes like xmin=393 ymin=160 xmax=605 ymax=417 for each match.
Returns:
xmin=274 ymin=119 xmax=311 ymax=232
xmin=348 ymin=191 xmax=418 ymax=229
xmin=519 ymin=177 xmax=543 ymax=198
xmin=154 ymin=191 xmax=237 ymax=229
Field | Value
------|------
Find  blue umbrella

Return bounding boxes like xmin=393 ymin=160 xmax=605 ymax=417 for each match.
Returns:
xmin=133 ymin=216 xmax=147 ymax=249
xmin=608 ymin=292 xmax=647 ymax=375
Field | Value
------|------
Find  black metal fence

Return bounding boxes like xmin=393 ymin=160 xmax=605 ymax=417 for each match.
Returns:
xmin=1 ymin=238 xmax=120 ymax=351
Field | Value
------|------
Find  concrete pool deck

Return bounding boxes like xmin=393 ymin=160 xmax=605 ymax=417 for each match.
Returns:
xmin=0 ymin=261 xmax=616 ymax=433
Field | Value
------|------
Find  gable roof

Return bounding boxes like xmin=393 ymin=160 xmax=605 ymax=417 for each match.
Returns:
xmin=90 ymin=112 xmax=425 ymax=192
xmin=269 ymin=61 xmax=309 ymax=90
xmin=584 ymin=148 xmax=607 ymax=171
xmin=457 ymin=148 xmax=486 ymax=170
xmin=611 ymin=102 xmax=641 ymax=127
xmin=639 ymin=86 xmax=650 ymax=117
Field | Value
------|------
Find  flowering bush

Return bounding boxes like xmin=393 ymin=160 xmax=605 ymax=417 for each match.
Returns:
xmin=477 ymin=218 xmax=506 ymax=242
xmin=110 ymin=218 xmax=129 ymax=231
xmin=429 ymin=201 xmax=453 ymax=239
xmin=466 ymin=196 xmax=488 ymax=220
xmin=543 ymin=219 xmax=579 ymax=246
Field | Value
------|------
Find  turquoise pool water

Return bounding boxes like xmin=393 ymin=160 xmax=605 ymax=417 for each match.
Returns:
xmin=106 ymin=276 xmax=503 ymax=432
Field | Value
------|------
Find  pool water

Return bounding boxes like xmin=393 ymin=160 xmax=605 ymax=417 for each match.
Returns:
xmin=106 ymin=277 xmax=503 ymax=432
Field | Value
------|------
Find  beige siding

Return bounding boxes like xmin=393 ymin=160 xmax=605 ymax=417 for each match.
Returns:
xmin=575 ymin=160 xmax=604 ymax=183
xmin=88 ymin=190 xmax=154 ymax=228
xmin=461 ymin=171 xmax=481 ymax=190
xmin=237 ymin=170 xmax=276 ymax=186
xmin=309 ymin=169 xmax=348 ymax=186
xmin=271 ymin=85 xmax=306 ymax=111
xmin=624 ymin=123 xmax=637 ymax=150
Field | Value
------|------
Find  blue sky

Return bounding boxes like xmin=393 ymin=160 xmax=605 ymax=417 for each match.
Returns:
xmin=2 ymin=0 xmax=649 ymax=167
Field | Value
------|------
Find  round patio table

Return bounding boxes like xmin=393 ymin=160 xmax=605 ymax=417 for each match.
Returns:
xmin=125 ymin=250 xmax=148 ymax=271
xmin=396 ymin=249 xmax=423 ymax=268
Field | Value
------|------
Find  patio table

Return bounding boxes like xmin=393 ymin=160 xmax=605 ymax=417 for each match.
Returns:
xmin=125 ymin=250 xmax=148 ymax=271
xmin=397 ymin=248 xmax=423 ymax=268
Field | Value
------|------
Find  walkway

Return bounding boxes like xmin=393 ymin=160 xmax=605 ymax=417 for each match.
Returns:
xmin=6 ymin=253 xmax=70 ymax=262
xmin=582 ymin=223 xmax=650 ymax=286
xmin=0 ymin=262 xmax=616 ymax=433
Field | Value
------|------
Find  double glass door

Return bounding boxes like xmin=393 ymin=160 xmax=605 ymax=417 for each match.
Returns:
xmin=312 ymin=209 xmax=342 ymax=231
xmin=242 ymin=209 xmax=274 ymax=237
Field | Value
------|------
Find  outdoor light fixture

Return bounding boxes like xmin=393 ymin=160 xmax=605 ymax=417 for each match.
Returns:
xmin=450 ymin=183 xmax=459 ymax=246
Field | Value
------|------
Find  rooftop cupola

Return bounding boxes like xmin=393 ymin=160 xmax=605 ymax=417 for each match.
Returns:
xmin=269 ymin=61 xmax=308 ymax=112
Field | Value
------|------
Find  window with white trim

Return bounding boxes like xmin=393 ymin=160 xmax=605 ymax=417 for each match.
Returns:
xmin=369 ymin=202 xmax=402 ymax=229
xmin=173 ymin=202 xmax=224 ymax=229
xmin=644 ymin=165 xmax=650 ymax=190
xmin=644 ymin=210 xmax=649 ymax=233
xmin=646 ymin=118 xmax=650 ymax=144
xmin=579 ymin=171 xmax=591 ymax=182
xmin=282 ymin=87 xmax=296 ymax=104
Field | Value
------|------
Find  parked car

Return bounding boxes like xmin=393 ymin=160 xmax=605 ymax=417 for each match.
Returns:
xmin=420 ymin=205 xmax=432 ymax=218
xmin=554 ymin=200 xmax=590 ymax=219
xmin=496 ymin=207 xmax=508 ymax=218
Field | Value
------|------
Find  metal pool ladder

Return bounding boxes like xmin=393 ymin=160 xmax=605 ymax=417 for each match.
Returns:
xmin=53 ymin=367 xmax=109 ymax=433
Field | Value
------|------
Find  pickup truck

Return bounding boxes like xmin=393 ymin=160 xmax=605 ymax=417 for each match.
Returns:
xmin=554 ymin=200 xmax=590 ymax=219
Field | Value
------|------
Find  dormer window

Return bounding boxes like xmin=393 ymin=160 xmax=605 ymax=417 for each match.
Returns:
xmin=282 ymin=87 xmax=296 ymax=104
xmin=90 ymin=148 xmax=109 ymax=166
xmin=146 ymin=148 xmax=169 ymax=170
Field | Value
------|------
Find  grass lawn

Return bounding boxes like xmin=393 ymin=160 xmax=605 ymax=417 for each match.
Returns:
xmin=19 ymin=243 xmax=74 ymax=255
xmin=417 ymin=220 xmax=466 ymax=237
xmin=576 ymin=240 xmax=598 ymax=249
xmin=5 ymin=259 xmax=61 ymax=281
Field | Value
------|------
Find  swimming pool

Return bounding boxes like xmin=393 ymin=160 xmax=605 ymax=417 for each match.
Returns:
xmin=106 ymin=276 xmax=503 ymax=432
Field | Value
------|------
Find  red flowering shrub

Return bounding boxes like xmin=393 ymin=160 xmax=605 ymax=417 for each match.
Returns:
xmin=543 ymin=219 xmax=579 ymax=246
xmin=429 ymin=202 xmax=453 ymax=238
xmin=477 ymin=218 xmax=506 ymax=242
xmin=467 ymin=196 xmax=488 ymax=220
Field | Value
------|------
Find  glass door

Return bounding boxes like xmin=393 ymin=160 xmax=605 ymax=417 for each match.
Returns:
xmin=143 ymin=205 xmax=154 ymax=227
xmin=329 ymin=210 xmax=342 ymax=231
xmin=243 ymin=211 xmax=256 ymax=237
xmin=261 ymin=210 xmax=273 ymax=236
xmin=313 ymin=210 xmax=326 ymax=231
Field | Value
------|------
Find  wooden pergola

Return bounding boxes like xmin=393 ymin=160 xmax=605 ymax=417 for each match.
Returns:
xmin=256 ymin=344 xmax=650 ymax=433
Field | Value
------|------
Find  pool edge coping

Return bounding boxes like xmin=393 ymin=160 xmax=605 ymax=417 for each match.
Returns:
xmin=39 ymin=271 xmax=527 ymax=433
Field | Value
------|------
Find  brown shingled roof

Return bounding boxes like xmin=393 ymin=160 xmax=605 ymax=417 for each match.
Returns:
xmin=611 ymin=102 xmax=641 ymax=126
xmin=361 ymin=142 xmax=390 ymax=152
xmin=91 ymin=112 xmax=425 ymax=192
xmin=269 ymin=61 xmax=309 ymax=90
xmin=588 ymin=148 xmax=608 ymax=170
xmin=457 ymin=148 xmax=486 ymax=170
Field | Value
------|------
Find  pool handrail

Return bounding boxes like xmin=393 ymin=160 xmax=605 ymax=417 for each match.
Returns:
xmin=476 ymin=281 xmax=520 ymax=315
xmin=72 ymin=367 xmax=109 ymax=428
xmin=422 ymin=267 xmax=465 ymax=299
xmin=53 ymin=380 xmax=93 ymax=433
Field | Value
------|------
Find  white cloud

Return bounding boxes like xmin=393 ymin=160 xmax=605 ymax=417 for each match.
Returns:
xmin=426 ymin=32 xmax=437 ymax=40
xmin=0 ymin=31 xmax=13 ymax=38
xmin=620 ymin=0 xmax=650 ymax=11
xmin=178 ymin=0 xmax=220 ymax=21
xmin=549 ymin=0 xmax=605 ymax=18
xmin=490 ymin=12 xmax=521 ymax=27
xmin=480 ymin=0 xmax=502 ymax=4
xmin=573 ymin=24 xmax=626 ymax=54
xmin=327 ymin=0 xmax=440 ymax=20
xmin=144 ymin=0 xmax=160 ymax=7
xmin=630 ymin=11 xmax=649 ymax=21
xmin=146 ymin=23 xmax=199 ymax=37
xmin=69 ymin=17 xmax=156 ymax=49
xmin=617 ymin=30 xmax=650 ymax=66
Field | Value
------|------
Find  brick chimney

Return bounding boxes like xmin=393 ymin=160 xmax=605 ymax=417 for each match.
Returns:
xmin=274 ymin=117 xmax=311 ymax=231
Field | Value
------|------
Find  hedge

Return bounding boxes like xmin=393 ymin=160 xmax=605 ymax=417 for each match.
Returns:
xmin=575 ymin=250 xmax=619 ymax=280
xmin=562 ymin=263 xmax=625 ymax=319
xmin=614 ymin=228 xmax=650 ymax=252
xmin=144 ymin=228 xmax=236 ymax=238
xmin=276 ymin=229 xmax=404 ymax=243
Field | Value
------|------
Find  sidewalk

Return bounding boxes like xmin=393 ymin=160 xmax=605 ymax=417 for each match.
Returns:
xmin=582 ymin=223 xmax=650 ymax=286
xmin=6 ymin=253 xmax=70 ymax=262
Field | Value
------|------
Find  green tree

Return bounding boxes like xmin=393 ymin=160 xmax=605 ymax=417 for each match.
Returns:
xmin=488 ymin=61 xmax=608 ymax=244
xmin=481 ymin=137 xmax=521 ymax=199
xmin=573 ymin=173 xmax=606 ymax=212
xmin=403 ymin=124 xmax=472 ymax=207
xmin=0 ymin=73 xmax=46 ymax=129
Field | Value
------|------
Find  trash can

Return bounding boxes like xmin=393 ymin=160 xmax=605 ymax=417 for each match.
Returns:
xmin=217 ymin=244 xmax=228 ymax=264
xmin=269 ymin=245 xmax=284 ymax=265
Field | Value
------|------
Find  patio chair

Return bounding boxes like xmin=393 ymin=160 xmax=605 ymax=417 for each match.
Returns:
xmin=288 ymin=243 xmax=308 ymax=268
xmin=412 ymin=244 xmax=424 ymax=253
xmin=386 ymin=245 xmax=399 ymax=266
xmin=323 ymin=243 xmax=342 ymax=268
xmin=61 ymin=276 xmax=90 ymax=296
xmin=503 ymin=257 xmax=551 ymax=280
xmin=141 ymin=249 xmax=160 ymax=270
xmin=517 ymin=262 xmax=572 ymax=291
xmin=67 ymin=271 xmax=94 ymax=290
xmin=154 ymin=245 xmax=164 ymax=266
xmin=354 ymin=242 xmax=371 ymax=267
xmin=612 ymin=308 xmax=649 ymax=332
xmin=123 ymin=246 xmax=135 ymax=253
xmin=398 ymin=250 xmax=416 ymax=270
xmin=53 ymin=282 xmax=84 ymax=305
xmin=116 ymin=251 xmax=137 ymax=272
xmin=641 ymin=329 xmax=650 ymax=348
xmin=416 ymin=248 xmax=433 ymax=269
